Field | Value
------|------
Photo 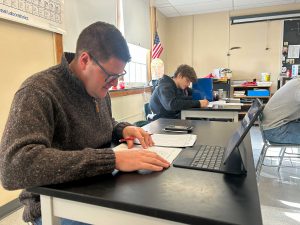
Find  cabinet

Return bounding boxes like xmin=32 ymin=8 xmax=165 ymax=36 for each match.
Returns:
xmin=213 ymin=79 xmax=231 ymax=98
xmin=232 ymin=84 xmax=271 ymax=120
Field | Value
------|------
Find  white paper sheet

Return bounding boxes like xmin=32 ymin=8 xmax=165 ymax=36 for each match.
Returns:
xmin=208 ymin=101 xmax=244 ymax=107
xmin=113 ymin=143 xmax=182 ymax=163
xmin=147 ymin=134 xmax=197 ymax=147
xmin=288 ymin=45 xmax=300 ymax=58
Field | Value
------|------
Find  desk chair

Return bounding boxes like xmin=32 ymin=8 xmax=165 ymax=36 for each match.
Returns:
xmin=256 ymin=115 xmax=300 ymax=178
xmin=133 ymin=103 xmax=157 ymax=127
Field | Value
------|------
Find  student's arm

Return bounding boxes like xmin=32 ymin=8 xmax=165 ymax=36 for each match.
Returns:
xmin=0 ymin=88 xmax=166 ymax=190
xmin=178 ymin=95 xmax=193 ymax=100
xmin=0 ymin=88 xmax=117 ymax=190
xmin=105 ymin=94 xmax=132 ymax=140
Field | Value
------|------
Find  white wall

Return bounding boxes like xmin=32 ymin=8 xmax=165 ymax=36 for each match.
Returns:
xmin=111 ymin=92 xmax=151 ymax=123
xmin=123 ymin=0 xmax=151 ymax=48
xmin=63 ymin=0 xmax=117 ymax=52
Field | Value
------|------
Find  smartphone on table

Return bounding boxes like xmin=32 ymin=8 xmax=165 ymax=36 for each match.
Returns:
xmin=164 ymin=125 xmax=193 ymax=133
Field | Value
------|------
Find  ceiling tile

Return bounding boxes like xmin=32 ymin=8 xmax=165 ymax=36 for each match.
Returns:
xmin=175 ymin=0 xmax=232 ymax=15
xmin=153 ymin=0 xmax=172 ymax=7
xmin=158 ymin=6 xmax=181 ymax=17
xmin=169 ymin=0 xmax=212 ymax=5
xmin=154 ymin=0 xmax=300 ymax=17
xmin=234 ymin=0 xmax=295 ymax=10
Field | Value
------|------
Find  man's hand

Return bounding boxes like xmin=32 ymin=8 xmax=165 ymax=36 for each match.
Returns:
xmin=122 ymin=126 xmax=154 ymax=149
xmin=199 ymin=99 xmax=209 ymax=108
xmin=115 ymin=149 xmax=170 ymax=172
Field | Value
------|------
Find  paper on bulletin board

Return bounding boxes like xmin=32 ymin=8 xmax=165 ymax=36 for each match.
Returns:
xmin=288 ymin=45 xmax=300 ymax=59
xmin=0 ymin=0 xmax=65 ymax=34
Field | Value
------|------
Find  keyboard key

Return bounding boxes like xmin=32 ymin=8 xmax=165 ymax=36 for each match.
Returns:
xmin=190 ymin=145 xmax=225 ymax=171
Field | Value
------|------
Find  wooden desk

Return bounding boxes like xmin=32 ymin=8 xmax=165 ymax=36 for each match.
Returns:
xmin=28 ymin=119 xmax=262 ymax=225
xmin=181 ymin=105 xmax=241 ymax=122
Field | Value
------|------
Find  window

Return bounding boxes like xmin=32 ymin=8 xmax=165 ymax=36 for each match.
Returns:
xmin=115 ymin=0 xmax=150 ymax=89
xmin=124 ymin=43 xmax=149 ymax=88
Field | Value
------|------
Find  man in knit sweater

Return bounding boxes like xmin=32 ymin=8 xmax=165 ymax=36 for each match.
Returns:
xmin=0 ymin=22 xmax=169 ymax=225
xmin=262 ymin=77 xmax=300 ymax=144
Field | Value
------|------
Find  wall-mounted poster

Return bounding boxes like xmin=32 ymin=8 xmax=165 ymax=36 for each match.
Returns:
xmin=0 ymin=0 xmax=64 ymax=34
xmin=288 ymin=45 xmax=300 ymax=59
xmin=282 ymin=20 xmax=300 ymax=72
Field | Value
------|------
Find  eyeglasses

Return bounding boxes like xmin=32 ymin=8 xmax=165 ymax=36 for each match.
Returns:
xmin=89 ymin=53 xmax=126 ymax=83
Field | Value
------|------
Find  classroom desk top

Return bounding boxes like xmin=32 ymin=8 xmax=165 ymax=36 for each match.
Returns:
xmin=181 ymin=105 xmax=241 ymax=122
xmin=28 ymin=119 xmax=262 ymax=225
xmin=182 ymin=104 xmax=241 ymax=111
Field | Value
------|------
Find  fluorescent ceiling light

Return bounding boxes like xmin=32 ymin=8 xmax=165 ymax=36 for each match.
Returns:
xmin=231 ymin=10 xmax=300 ymax=25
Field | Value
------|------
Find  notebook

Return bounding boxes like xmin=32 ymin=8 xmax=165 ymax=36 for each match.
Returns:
xmin=173 ymin=99 xmax=264 ymax=175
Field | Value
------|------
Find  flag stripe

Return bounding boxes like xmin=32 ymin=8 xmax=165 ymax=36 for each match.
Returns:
xmin=152 ymin=44 xmax=163 ymax=58
xmin=152 ymin=44 xmax=162 ymax=57
xmin=153 ymin=46 xmax=163 ymax=58
xmin=152 ymin=45 xmax=163 ymax=59
xmin=152 ymin=32 xmax=163 ymax=59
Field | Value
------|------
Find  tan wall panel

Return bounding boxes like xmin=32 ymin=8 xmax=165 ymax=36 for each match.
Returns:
xmin=0 ymin=19 xmax=56 ymax=138
xmin=230 ymin=21 xmax=282 ymax=92
xmin=156 ymin=10 xmax=168 ymax=67
xmin=193 ymin=12 xmax=229 ymax=76
xmin=165 ymin=16 xmax=193 ymax=75
xmin=0 ymin=19 xmax=56 ymax=206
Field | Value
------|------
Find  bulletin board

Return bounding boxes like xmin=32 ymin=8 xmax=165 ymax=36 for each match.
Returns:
xmin=281 ymin=20 xmax=300 ymax=72
xmin=0 ymin=0 xmax=64 ymax=34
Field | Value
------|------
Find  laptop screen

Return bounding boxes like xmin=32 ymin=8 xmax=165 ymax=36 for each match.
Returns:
xmin=223 ymin=99 xmax=263 ymax=163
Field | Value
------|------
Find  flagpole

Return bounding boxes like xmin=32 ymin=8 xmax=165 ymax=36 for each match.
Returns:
xmin=149 ymin=6 xmax=157 ymax=82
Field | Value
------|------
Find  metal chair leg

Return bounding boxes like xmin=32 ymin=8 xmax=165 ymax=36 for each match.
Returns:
xmin=256 ymin=144 xmax=268 ymax=178
xmin=277 ymin=147 xmax=286 ymax=172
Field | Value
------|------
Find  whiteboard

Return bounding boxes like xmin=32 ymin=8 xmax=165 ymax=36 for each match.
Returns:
xmin=0 ymin=0 xmax=64 ymax=34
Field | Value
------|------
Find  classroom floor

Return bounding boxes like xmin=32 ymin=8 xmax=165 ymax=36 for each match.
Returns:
xmin=1 ymin=126 xmax=300 ymax=225
xmin=250 ymin=126 xmax=300 ymax=225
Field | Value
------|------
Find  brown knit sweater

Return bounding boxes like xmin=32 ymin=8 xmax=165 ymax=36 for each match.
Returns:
xmin=0 ymin=53 xmax=130 ymax=222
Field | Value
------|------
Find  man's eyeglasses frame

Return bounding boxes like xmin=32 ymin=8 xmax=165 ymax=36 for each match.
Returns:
xmin=89 ymin=53 xmax=126 ymax=83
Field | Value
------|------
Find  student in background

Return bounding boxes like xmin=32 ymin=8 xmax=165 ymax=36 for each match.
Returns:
xmin=262 ymin=77 xmax=300 ymax=144
xmin=0 ymin=22 xmax=169 ymax=225
xmin=177 ymin=85 xmax=193 ymax=98
xmin=150 ymin=64 xmax=209 ymax=119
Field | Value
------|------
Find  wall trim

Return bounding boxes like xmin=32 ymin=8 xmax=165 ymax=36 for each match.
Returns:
xmin=110 ymin=87 xmax=151 ymax=98
xmin=0 ymin=198 xmax=22 ymax=221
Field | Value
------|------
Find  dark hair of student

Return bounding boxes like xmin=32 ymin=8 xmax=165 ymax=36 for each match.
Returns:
xmin=173 ymin=64 xmax=197 ymax=83
xmin=75 ymin=21 xmax=131 ymax=63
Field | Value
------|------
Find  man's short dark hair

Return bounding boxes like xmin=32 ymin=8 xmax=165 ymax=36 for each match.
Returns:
xmin=173 ymin=64 xmax=197 ymax=83
xmin=76 ymin=21 xmax=131 ymax=63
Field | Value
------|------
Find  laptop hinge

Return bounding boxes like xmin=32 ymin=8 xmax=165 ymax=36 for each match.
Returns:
xmin=237 ymin=141 xmax=247 ymax=172
xmin=223 ymin=147 xmax=247 ymax=174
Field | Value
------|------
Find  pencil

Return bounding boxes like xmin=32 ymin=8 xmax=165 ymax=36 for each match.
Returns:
xmin=118 ymin=133 xmax=153 ymax=143
xmin=119 ymin=136 xmax=135 ymax=142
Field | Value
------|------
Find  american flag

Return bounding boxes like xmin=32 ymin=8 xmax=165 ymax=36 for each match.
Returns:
xmin=152 ymin=32 xmax=163 ymax=59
